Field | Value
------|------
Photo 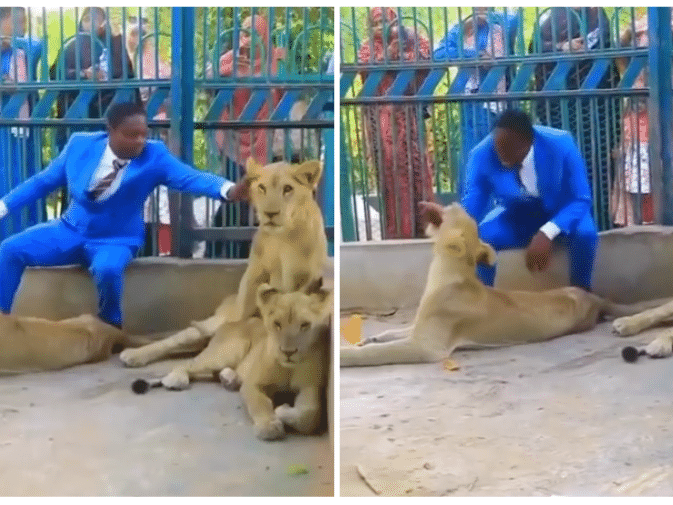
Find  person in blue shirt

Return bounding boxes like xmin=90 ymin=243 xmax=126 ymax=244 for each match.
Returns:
xmin=433 ymin=8 xmax=519 ymax=192
xmin=0 ymin=101 xmax=248 ymax=329
xmin=420 ymin=109 xmax=598 ymax=292
xmin=0 ymin=7 xmax=44 ymax=240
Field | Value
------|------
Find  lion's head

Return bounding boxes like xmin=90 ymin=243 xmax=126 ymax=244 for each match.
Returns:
xmin=245 ymin=158 xmax=322 ymax=234
xmin=425 ymin=203 xmax=496 ymax=267
xmin=255 ymin=279 xmax=332 ymax=368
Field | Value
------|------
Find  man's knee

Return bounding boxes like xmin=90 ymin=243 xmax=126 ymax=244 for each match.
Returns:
xmin=0 ymin=237 xmax=23 ymax=262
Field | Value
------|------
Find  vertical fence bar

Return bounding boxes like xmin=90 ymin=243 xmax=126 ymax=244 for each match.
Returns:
xmin=169 ymin=6 xmax=196 ymax=257
xmin=648 ymin=7 xmax=673 ymax=225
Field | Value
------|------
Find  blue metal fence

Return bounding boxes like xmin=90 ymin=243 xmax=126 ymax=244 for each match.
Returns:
xmin=340 ymin=7 xmax=671 ymax=241
xmin=0 ymin=6 xmax=334 ymax=257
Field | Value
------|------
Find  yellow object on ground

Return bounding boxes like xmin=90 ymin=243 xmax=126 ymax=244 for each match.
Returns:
xmin=341 ymin=314 xmax=363 ymax=345
xmin=443 ymin=359 xmax=460 ymax=372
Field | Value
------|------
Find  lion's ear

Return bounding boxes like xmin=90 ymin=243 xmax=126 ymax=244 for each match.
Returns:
xmin=305 ymin=277 xmax=323 ymax=295
xmin=292 ymin=160 xmax=322 ymax=189
xmin=256 ymin=283 xmax=279 ymax=308
xmin=476 ymin=241 xmax=497 ymax=266
xmin=309 ymin=287 xmax=333 ymax=318
xmin=245 ymin=157 xmax=263 ymax=183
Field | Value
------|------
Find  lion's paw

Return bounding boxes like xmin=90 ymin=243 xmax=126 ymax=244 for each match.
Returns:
xmin=119 ymin=348 xmax=151 ymax=368
xmin=275 ymin=404 xmax=297 ymax=425
xmin=161 ymin=370 xmax=190 ymax=390
xmin=645 ymin=336 xmax=673 ymax=358
xmin=612 ymin=317 xmax=640 ymax=337
xmin=254 ymin=418 xmax=286 ymax=441
xmin=219 ymin=367 xmax=241 ymax=391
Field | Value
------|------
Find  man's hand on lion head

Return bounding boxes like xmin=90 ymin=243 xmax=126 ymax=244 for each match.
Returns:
xmin=226 ymin=179 xmax=250 ymax=202
xmin=419 ymin=201 xmax=445 ymax=231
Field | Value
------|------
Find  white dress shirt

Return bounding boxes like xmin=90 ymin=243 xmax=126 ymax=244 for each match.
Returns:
xmin=519 ymin=145 xmax=561 ymax=240
xmin=89 ymin=143 xmax=131 ymax=201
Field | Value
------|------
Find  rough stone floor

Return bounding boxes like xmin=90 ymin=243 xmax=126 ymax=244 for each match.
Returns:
xmin=0 ymin=356 xmax=332 ymax=496
xmin=340 ymin=310 xmax=673 ymax=497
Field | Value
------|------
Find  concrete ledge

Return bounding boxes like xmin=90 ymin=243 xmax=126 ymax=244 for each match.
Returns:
xmin=14 ymin=257 xmax=334 ymax=335
xmin=341 ymin=226 xmax=673 ymax=311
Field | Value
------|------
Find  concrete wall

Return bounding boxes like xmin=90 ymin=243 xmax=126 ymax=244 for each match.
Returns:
xmin=341 ymin=226 xmax=673 ymax=311
xmin=14 ymin=257 xmax=334 ymax=335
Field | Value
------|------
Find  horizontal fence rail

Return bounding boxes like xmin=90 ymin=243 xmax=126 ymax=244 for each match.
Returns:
xmin=0 ymin=6 xmax=334 ymax=258
xmin=340 ymin=7 xmax=669 ymax=241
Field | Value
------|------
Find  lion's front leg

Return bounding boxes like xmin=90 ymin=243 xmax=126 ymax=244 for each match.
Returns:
xmin=231 ymin=257 xmax=268 ymax=323
xmin=119 ymin=326 xmax=209 ymax=367
xmin=275 ymin=386 xmax=321 ymax=435
xmin=240 ymin=382 xmax=285 ymax=441
xmin=613 ymin=300 xmax=673 ymax=336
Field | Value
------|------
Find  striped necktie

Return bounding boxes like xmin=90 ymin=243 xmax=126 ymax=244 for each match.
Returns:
xmin=90 ymin=159 xmax=128 ymax=200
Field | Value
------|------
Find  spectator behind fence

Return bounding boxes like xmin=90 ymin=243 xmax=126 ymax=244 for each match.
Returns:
xmin=433 ymin=8 xmax=519 ymax=192
xmin=0 ymin=7 xmax=33 ymax=240
xmin=49 ymin=7 xmax=137 ymax=151
xmin=420 ymin=110 xmax=598 ymax=292
xmin=214 ymin=13 xmax=285 ymax=257
xmin=530 ymin=7 xmax=621 ymax=228
xmin=0 ymin=101 xmax=248 ymax=330
xmin=611 ymin=13 xmax=673 ymax=226
xmin=358 ymin=7 xmax=434 ymax=239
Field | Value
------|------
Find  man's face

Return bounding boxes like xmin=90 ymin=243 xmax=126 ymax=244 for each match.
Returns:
xmin=494 ymin=127 xmax=532 ymax=169
xmin=108 ymin=114 xmax=148 ymax=160
xmin=81 ymin=10 xmax=105 ymax=34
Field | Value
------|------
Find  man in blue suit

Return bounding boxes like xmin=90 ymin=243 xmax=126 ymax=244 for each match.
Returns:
xmin=0 ymin=101 xmax=248 ymax=329
xmin=421 ymin=109 xmax=598 ymax=291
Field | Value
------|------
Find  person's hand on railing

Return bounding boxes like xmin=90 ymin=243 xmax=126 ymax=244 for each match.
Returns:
xmin=557 ymin=37 xmax=585 ymax=52
xmin=81 ymin=65 xmax=106 ymax=80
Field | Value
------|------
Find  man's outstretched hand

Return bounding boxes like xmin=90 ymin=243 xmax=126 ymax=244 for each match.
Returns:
xmin=526 ymin=231 xmax=552 ymax=273
xmin=226 ymin=179 xmax=249 ymax=202
xmin=418 ymin=201 xmax=445 ymax=229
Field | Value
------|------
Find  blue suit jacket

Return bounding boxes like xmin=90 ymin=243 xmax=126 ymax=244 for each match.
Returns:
xmin=461 ymin=125 xmax=593 ymax=235
xmin=2 ymin=132 xmax=229 ymax=247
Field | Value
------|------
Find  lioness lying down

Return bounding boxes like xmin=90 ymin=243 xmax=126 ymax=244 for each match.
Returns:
xmin=133 ymin=281 xmax=332 ymax=441
xmin=341 ymin=203 xmax=670 ymax=367
xmin=0 ymin=313 xmax=149 ymax=374
xmin=120 ymin=158 xmax=328 ymax=368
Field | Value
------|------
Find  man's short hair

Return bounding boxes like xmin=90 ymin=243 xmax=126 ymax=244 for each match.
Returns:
xmin=106 ymin=101 xmax=146 ymax=129
xmin=494 ymin=109 xmax=534 ymax=143
xmin=81 ymin=7 xmax=107 ymax=21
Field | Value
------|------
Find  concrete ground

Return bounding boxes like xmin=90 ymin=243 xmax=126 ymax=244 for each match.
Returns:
xmin=340 ymin=310 xmax=673 ymax=497
xmin=0 ymin=356 xmax=333 ymax=497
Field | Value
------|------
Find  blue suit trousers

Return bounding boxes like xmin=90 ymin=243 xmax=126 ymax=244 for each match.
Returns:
xmin=0 ymin=219 xmax=135 ymax=326
xmin=476 ymin=199 xmax=598 ymax=291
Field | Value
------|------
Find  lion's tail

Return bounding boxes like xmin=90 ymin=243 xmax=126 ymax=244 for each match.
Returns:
xmin=340 ymin=336 xmax=440 ymax=367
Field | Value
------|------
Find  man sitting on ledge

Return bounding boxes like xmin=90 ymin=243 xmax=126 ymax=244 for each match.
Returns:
xmin=0 ymin=101 xmax=248 ymax=329
xmin=421 ymin=109 xmax=598 ymax=291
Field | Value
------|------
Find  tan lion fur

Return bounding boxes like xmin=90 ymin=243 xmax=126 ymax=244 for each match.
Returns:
xmin=120 ymin=158 xmax=328 ymax=368
xmin=341 ymin=203 xmax=670 ymax=367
